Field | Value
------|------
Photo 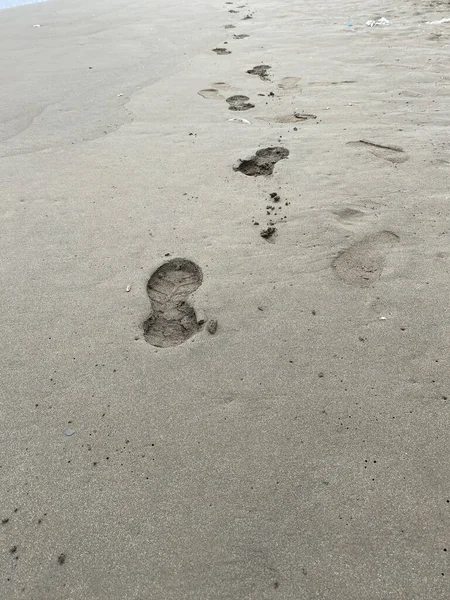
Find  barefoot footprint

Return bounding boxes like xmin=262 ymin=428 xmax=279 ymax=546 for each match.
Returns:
xmin=143 ymin=258 xmax=203 ymax=347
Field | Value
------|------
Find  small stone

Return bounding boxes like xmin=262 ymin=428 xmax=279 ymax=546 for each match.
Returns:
xmin=207 ymin=319 xmax=218 ymax=335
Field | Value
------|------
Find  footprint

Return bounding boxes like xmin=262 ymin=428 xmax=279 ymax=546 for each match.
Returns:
xmin=309 ymin=80 xmax=356 ymax=87
xmin=399 ymin=90 xmax=420 ymax=98
xmin=143 ymin=258 xmax=203 ymax=347
xmin=233 ymin=147 xmax=289 ymax=177
xmin=224 ymin=24 xmax=236 ymax=28
xmin=333 ymin=207 xmax=364 ymax=220
xmin=247 ymin=65 xmax=271 ymax=80
xmin=233 ymin=33 xmax=250 ymax=39
xmin=266 ymin=112 xmax=317 ymax=124
xmin=198 ymin=89 xmax=221 ymax=100
xmin=347 ymin=140 xmax=409 ymax=164
xmin=278 ymin=76 xmax=300 ymax=89
xmin=213 ymin=47 xmax=232 ymax=55
xmin=332 ymin=231 xmax=399 ymax=287
xmin=226 ymin=95 xmax=255 ymax=111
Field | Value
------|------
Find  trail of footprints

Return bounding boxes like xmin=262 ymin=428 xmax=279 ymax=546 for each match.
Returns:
xmin=142 ymin=0 xmax=404 ymax=346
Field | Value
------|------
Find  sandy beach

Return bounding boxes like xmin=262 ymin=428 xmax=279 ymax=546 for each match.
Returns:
xmin=1 ymin=0 xmax=450 ymax=597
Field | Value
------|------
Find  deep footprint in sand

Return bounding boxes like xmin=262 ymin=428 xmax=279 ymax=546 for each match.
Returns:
xmin=226 ymin=95 xmax=255 ymax=111
xmin=234 ymin=147 xmax=289 ymax=176
xmin=332 ymin=231 xmax=399 ymax=287
xmin=347 ymin=140 xmax=409 ymax=164
xmin=213 ymin=47 xmax=232 ymax=55
xmin=247 ymin=65 xmax=271 ymax=80
xmin=143 ymin=258 xmax=203 ymax=347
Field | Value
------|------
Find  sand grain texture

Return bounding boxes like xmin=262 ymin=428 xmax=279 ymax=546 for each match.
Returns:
xmin=1 ymin=0 xmax=450 ymax=598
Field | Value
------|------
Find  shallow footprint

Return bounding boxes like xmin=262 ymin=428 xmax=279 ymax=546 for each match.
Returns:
xmin=143 ymin=258 xmax=203 ymax=347
xmin=226 ymin=95 xmax=254 ymax=111
xmin=233 ymin=33 xmax=250 ymax=39
xmin=198 ymin=88 xmax=221 ymax=100
xmin=332 ymin=231 xmax=399 ymax=287
xmin=278 ymin=76 xmax=300 ymax=89
xmin=267 ymin=112 xmax=316 ymax=123
xmin=309 ymin=80 xmax=356 ymax=87
xmin=347 ymin=140 xmax=409 ymax=164
xmin=213 ymin=47 xmax=232 ymax=55
xmin=333 ymin=207 xmax=364 ymax=220
xmin=233 ymin=147 xmax=289 ymax=176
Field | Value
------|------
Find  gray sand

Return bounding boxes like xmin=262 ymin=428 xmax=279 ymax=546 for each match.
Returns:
xmin=1 ymin=0 xmax=450 ymax=598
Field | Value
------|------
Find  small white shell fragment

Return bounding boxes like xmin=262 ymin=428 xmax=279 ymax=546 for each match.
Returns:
xmin=227 ymin=117 xmax=251 ymax=124
xmin=65 ymin=428 xmax=75 ymax=436
xmin=126 ymin=285 xmax=131 ymax=292
xmin=380 ymin=316 xmax=386 ymax=320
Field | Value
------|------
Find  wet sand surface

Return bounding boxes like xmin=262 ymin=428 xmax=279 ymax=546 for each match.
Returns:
xmin=1 ymin=0 xmax=450 ymax=598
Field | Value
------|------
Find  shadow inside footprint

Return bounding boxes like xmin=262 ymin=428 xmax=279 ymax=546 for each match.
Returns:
xmin=332 ymin=231 xmax=399 ymax=287
xmin=233 ymin=147 xmax=289 ymax=176
xmin=247 ymin=65 xmax=271 ymax=80
xmin=333 ymin=207 xmax=364 ymax=220
xmin=233 ymin=33 xmax=250 ymax=39
xmin=213 ymin=47 xmax=232 ymax=55
xmin=143 ymin=258 xmax=203 ymax=347
xmin=226 ymin=95 xmax=255 ymax=111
